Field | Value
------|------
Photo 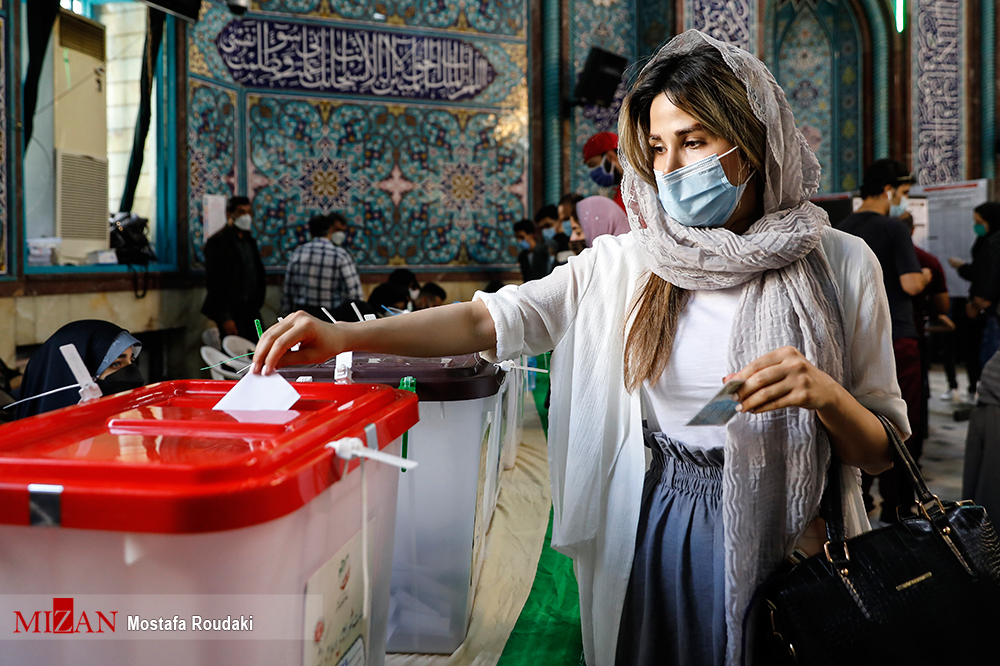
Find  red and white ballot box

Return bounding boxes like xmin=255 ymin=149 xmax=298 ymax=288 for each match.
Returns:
xmin=0 ymin=380 xmax=417 ymax=666
xmin=280 ymin=354 xmax=507 ymax=654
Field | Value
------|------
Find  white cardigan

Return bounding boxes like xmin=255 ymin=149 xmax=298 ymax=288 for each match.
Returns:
xmin=475 ymin=227 xmax=909 ymax=666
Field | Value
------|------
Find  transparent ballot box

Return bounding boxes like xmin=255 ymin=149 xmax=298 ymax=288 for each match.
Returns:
xmin=280 ymin=354 xmax=507 ymax=654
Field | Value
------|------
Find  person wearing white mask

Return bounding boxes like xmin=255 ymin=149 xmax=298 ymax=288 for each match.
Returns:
xmin=280 ymin=212 xmax=363 ymax=319
xmin=251 ymin=32 xmax=906 ymax=666
xmin=201 ymin=195 xmax=266 ymax=340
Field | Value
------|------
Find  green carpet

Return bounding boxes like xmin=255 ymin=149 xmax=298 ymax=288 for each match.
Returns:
xmin=497 ymin=354 xmax=585 ymax=666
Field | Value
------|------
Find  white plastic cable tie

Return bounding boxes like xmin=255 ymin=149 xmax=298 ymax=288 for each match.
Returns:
xmin=325 ymin=432 xmax=421 ymax=640
xmin=495 ymin=359 xmax=548 ymax=374
xmin=325 ymin=438 xmax=418 ymax=470
xmin=361 ymin=456 xmax=371 ymax=641
xmin=334 ymin=351 xmax=353 ymax=383
xmin=351 ymin=302 xmax=365 ymax=323
xmin=59 ymin=344 xmax=102 ymax=403
xmin=3 ymin=382 xmax=80 ymax=410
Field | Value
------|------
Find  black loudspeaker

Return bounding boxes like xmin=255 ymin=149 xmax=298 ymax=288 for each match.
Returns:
xmin=574 ymin=47 xmax=628 ymax=107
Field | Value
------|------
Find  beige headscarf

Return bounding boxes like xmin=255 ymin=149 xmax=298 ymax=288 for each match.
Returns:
xmin=620 ymin=30 xmax=848 ymax=663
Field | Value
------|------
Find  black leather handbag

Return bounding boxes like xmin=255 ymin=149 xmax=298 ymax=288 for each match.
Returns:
xmin=744 ymin=413 xmax=1000 ymax=665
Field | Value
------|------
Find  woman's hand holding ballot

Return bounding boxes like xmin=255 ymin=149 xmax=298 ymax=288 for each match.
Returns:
xmin=252 ymin=302 xmax=498 ymax=376
xmin=724 ymin=345 xmax=893 ymax=474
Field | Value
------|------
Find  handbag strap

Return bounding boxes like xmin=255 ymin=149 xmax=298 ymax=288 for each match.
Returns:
xmin=820 ymin=451 xmax=846 ymax=543
xmin=823 ymin=413 xmax=947 ymax=545
xmin=871 ymin=412 xmax=935 ymax=504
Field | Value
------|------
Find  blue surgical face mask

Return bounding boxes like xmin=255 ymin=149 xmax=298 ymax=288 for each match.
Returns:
xmin=654 ymin=146 xmax=751 ymax=228
xmin=563 ymin=220 xmax=573 ymax=236
xmin=975 ymin=223 xmax=988 ymax=237
xmin=516 ymin=239 xmax=531 ymax=251
xmin=889 ymin=193 xmax=909 ymax=218
xmin=541 ymin=227 xmax=556 ymax=241
xmin=590 ymin=156 xmax=617 ymax=187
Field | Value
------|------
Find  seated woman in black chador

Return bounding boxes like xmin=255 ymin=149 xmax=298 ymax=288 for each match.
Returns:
xmin=15 ymin=320 xmax=144 ymax=420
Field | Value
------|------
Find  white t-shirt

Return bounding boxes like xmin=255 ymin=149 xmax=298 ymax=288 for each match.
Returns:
xmin=642 ymin=285 xmax=742 ymax=449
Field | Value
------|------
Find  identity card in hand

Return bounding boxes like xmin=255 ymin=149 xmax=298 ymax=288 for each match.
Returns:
xmin=687 ymin=379 xmax=744 ymax=426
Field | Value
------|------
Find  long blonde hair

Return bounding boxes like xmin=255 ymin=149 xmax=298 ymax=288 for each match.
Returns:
xmin=619 ymin=45 xmax=766 ymax=392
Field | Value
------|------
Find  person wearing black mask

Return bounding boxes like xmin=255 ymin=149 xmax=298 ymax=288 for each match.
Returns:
xmin=14 ymin=320 xmax=144 ymax=420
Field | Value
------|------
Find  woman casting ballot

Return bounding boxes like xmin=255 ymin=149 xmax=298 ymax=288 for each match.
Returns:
xmin=254 ymin=30 xmax=906 ymax=666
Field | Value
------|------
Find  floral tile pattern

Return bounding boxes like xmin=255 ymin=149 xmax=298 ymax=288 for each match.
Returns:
xmin=243 ymin=97 xmax=524 ymax=266
xmin=772 ymin=0 xmax=862 ymax=194
xmin=188 ymin=0 xmax=527 ymax=269
xmin=187 ymin=81 xmax=239 ymax=267
xmin=781 ymin=15 xmax=833 ymax=193
xmin=637 ymin=0 xmax=674 ymax=58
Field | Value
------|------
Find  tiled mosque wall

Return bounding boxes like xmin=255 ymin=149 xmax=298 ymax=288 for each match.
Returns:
xmin=187 ymin=0 xmax=529 ymax=271
xmin=769 ymin=0 xmax=864 ymax=194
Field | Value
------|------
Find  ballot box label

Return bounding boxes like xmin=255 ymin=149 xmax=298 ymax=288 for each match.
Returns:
xmin=303 ymin=526 xmax=368 ymax=666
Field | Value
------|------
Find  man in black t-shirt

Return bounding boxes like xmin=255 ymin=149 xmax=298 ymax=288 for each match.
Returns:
xmin=836 ymin=159 xmax=931 ymax=523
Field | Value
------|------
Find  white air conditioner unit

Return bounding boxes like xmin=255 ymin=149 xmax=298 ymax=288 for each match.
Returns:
xmin=52 ymin=9 xmax=109 ymax=264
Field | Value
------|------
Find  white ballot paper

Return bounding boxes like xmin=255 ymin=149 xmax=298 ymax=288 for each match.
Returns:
xmin=213 ymin=371 xmax=301 ymax=412
xmin=687 ymin=379 xmax=744 ymax=426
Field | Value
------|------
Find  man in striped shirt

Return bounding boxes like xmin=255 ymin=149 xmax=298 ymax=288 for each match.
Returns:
xmin=280 ymin=213 xmax=363 ymax=318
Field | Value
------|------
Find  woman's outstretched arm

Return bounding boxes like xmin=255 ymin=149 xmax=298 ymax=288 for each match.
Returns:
xmin=252 ymin=301 xmax=498 ymax=375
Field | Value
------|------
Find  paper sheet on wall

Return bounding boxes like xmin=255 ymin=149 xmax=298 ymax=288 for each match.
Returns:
xmin=911 ymin=179 xmax=988 ymax=296
xmin=907 ymin=197 xmax=930 ymax=249
xmin=212 ymin=371 xmax=300 ymax=412
xmin=203 ymin=194 xmax=228 ymax=242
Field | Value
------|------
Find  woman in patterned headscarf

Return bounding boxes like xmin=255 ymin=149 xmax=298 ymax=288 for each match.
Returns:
xmin=251 ymin=30 xmax=907 ymax=666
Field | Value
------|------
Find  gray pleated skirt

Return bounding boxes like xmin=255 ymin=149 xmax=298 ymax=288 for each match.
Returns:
xmin=615 ymin=431 xmax=726 ymax=666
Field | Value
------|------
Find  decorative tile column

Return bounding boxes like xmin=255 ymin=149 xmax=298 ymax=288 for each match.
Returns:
xmin=911 ymin=0 xmax=966 ymax=184
xmin=684 ymin=0 xmax=758 ymax=56
xmin=982 ymin=0 xmax=995 ymax=180
xmin=0 ymin=0 xmax=8 ymax=276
